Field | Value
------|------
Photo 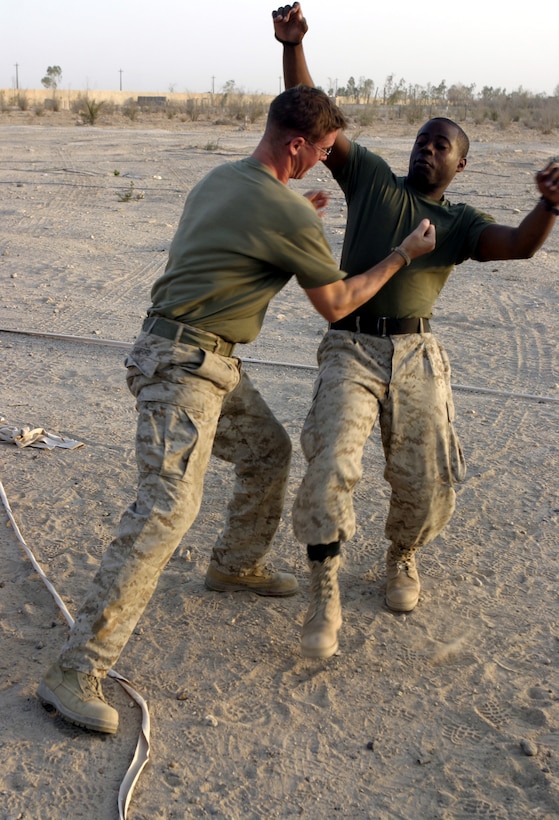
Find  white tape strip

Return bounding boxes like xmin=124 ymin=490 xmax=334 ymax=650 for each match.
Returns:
xmin=0 ymin=478 xmax=151 ymax=820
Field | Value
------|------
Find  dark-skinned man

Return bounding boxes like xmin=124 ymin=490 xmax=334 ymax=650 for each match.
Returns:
xmin=272 ymin=3 xmax=559 ymax=659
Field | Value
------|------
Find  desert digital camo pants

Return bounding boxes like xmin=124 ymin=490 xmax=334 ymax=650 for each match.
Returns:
xmin=59 ymin=331 xmax=291 ymax=674
xmin=292 ymin=329 xmax=466 ymax=550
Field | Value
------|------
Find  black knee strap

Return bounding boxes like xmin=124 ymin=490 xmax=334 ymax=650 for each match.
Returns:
xmin=307 ymin=541 xmax=341 ymax=562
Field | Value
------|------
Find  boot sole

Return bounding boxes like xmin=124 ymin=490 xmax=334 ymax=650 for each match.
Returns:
xmin=385 ymin=595 xmax=419 ymax=613
xmin=37 ymin=681 xmax=118 ymax=734
xmin=301 ymin=638 xmax=339 ymax=659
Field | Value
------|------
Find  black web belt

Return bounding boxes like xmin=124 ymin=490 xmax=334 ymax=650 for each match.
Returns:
xmin=142 ymin=316 xmax=236 ymax=356
xmin=330 ymin=316 xmax=430 ymax=336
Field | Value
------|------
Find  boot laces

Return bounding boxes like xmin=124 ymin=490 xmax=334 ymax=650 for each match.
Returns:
xmin=388 ymin=547 xmax=415 ymax=575
xmin=238 ymin=563 xmax=275 ymax=579
xmin=396 ymin=557 xmax=413 ymax=574
xmin=79 ymin=672 xmax=106 ymax=702
xmin=307 ymin=561 xmax=337 ymax=619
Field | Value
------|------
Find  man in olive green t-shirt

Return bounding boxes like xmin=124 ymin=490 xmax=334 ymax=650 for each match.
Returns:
xmin=274 ymin=3 xmax=559 ymax=660
xmin=37 ymin=85 xmax=435 ymax=734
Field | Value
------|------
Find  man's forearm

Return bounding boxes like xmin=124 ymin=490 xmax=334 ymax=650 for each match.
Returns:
xmin=283 ymin=44 xmax=314 ymax=88
xmin=513 ymin=199 xmax=556 ymax=257
xmin=477 ymin=199 xmax=556 ymax=261
xmin=304 ymin=253 xmax=405 ymax=322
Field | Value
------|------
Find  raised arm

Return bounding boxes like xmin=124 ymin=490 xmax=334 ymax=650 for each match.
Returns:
xmin=272 ymin=4 xmax=312 ymax=85
xmin=272 ymin=3 xmax=350 ymax=171
xmin=476 ymin=160 xmax=559 ymax=261
xmin=304 ymin=220 xmax=436 ymax=322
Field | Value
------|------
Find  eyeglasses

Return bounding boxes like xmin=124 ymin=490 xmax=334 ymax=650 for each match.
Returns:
xmin=305 ymin=139 xmax=334 ymax=159
xmin=285 ymin=138 xmax=334 ymax=159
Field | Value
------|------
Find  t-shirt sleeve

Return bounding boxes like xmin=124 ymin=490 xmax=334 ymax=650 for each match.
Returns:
xmin=260 ymin=218 xmax=346 ymax=290
xmin=334 ymin=141 xmax=392 ymax=201
xmin=459 ymin=205 xmax=496 ymax=263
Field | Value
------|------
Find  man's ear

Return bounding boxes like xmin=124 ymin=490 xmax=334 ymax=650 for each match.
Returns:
xmin=456 ymin=156 xmax=467 ymax=174
xmin=289 ymin=136 xmax=306 ymax=155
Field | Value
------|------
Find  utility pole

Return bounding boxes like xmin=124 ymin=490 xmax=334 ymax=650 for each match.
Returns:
xmin=119 ymin=69 xmax=123 ymax=91
xmin=279 ymin=76 xmax=282 ymax=94
xmin=14 ymin=63 xmax=19 ymax=90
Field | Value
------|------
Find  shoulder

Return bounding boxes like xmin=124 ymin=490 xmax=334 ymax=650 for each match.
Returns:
xmin=334 ymin=141 xmax=394 ymax=190
xmin=345 ymin=140 xmax=391 ymax=171
xmin=443 ymin=198 xmax=496 ymax=227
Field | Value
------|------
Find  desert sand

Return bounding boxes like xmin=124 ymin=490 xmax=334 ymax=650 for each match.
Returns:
xmin=1 ymin=110 xmax=559 ymax=820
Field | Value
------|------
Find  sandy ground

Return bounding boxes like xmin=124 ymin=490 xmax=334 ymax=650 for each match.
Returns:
xmin=1 ymin=112 xmax=559 ymax=820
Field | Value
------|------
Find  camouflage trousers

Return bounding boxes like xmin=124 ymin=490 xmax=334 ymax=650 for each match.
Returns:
xmin=59 ymin=331 xmax=291 ymax=674
xmin=292 ymin=329 xmax=466 ymax=550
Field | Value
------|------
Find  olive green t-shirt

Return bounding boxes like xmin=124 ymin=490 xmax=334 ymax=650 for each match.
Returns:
xmin=149 ymin=157 xmax=344 ymax=343
xmin=334 ymin=141 xmax=496 ymax=319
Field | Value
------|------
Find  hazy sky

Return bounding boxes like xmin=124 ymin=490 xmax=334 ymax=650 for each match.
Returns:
xmin=2 ymin=0 xmax=557 ymax=97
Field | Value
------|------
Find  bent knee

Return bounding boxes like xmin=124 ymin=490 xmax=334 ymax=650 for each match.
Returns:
xmin=268 ymin=424 xmax=292 ymax=464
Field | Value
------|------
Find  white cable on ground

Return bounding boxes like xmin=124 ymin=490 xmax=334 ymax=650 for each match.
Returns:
xmin=0 ymin=478 xmax=150 ymax=820
xmin=1 ymin=327 xmax=559 ymax=405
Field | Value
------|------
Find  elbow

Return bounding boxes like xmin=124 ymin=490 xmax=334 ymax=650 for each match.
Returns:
xmin=320 ymin=305 xmax=351 ymax=323
xmin=308 ymin=297 xmax=348 ymax=323
xmin=512 ymin=246 xmax=538 ymax=260
xmin=325 ymin=292 xmax=359 ymax=323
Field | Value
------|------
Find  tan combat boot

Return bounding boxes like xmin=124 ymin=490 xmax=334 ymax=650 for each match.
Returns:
xmin=205 ymin=562 xmax=299 ymax=596
xmin=301 ymin=555 xmax=342 ymax=659
xmin=386 ymin=545 xmax=420 ymax=612
xmin=37 ymin=662 xmax=119 ymax=734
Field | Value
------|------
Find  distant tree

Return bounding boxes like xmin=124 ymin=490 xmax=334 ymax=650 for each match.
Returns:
xmin=408 ymin=83 xmax=423 ymax=103
xmin=447 ymin=82 xmax=476 ymax=106
xmin=391 ymin=77 xmax=407 ymax=105
xmin=359 ymin=77 xmax=374 ymax=104
xmin=327 ymin=77 xmax=338 ymax=97
xmin=382 ymin=74 xmax=406 ymax=105
xmin=41 ymin=65 xmax=62 ymax=111
xmin=41 ymin=65 xmax=62 ymax=93
xmin=383 ymin=74 xmax=395 ymax=104
xmin=480 ymin=86 xmax=506 ymax=104
xmin=346 ymin=76 xmax=357 ymax=102
xmin=432 ymin=79 xmax=447 ymax=105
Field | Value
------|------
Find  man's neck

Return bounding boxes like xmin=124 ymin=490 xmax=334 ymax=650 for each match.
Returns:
xmin=251 ymin=142 xmax=289 ymax=184
xmin=406 ymin=177 xmax=446 ymax=202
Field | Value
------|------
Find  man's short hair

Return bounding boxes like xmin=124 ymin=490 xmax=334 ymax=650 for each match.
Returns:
xmin=268 ymin=84 xmax=347 ymax=142
xmin=427 ymin=117 xmax=470 ymax=157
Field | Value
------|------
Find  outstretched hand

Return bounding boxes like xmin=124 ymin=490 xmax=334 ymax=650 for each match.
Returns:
xmin=536 ymin=160 xmax=559 ymax=207
xmin=272 ymin=2 xmax=308 ymax=44
xmin=400 ymin=219 xmax=436 ymax=260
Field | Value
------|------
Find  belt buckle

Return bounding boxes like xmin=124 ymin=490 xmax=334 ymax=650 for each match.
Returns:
xmin=377 ymin=317 xmax=389 ymax=337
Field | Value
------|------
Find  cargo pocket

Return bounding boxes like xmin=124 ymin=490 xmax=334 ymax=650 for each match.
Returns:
xmin=136 ymin=402 xmax=198 ymax=482
xmin=125 ymin=346 xmax=161 ymax=378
